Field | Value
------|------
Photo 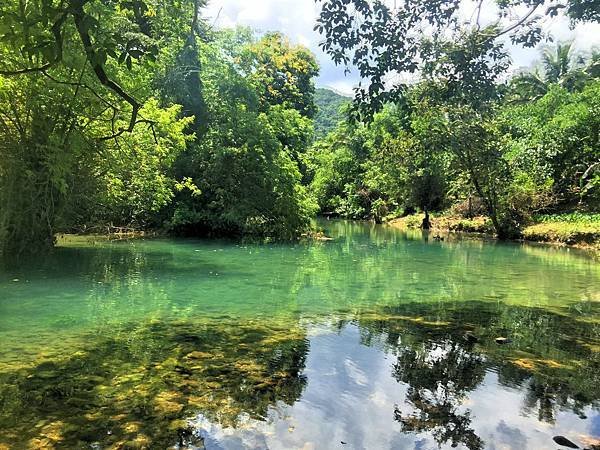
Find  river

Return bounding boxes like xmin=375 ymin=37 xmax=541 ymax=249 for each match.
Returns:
xmin=0 ymin=220 xmax=599 ymax=449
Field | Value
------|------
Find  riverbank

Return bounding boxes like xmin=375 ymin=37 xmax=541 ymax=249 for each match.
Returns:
xmin=54 ymin=214 xmax=600 ymax=251
xmin=389 ymin=212 xmax=600 ymax=251
xmin=55 ymin=230 xmax=159 ymax=246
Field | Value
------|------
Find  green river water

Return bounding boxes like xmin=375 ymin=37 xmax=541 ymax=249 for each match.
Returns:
xmin=0 ymin=220 xmax=599 ymax=449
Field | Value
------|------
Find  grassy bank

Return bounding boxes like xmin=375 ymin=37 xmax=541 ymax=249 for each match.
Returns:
xmin=523 ymin=213 xmax=600 ymax=247
xmin=390 ymin=212 xmax=600 ymax=249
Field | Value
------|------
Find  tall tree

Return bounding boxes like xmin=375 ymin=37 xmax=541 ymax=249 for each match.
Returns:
xmin=542 ymin=42 xmax=575 ymax=83
xmin=315 ymin=0 xmax=599 ymax=116
xmin=167 ymin=30 xmax=319 ymax=239
xmin=239 ymin=32 xmax=320 ymax=118
xmin=0 ymin=0 xmax=201 ymax=254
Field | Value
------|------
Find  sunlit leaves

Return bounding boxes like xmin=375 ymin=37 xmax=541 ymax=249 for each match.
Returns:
xmin=238 ymin=32 xmax=320 ymax=118
xmin=97 ymin=100 xmax=194 ymax=224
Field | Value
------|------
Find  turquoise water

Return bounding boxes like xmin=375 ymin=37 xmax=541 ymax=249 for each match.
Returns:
xmin=0 ymin=221 xmax=599 ymax=449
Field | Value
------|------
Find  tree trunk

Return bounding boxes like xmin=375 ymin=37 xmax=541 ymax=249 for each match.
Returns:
xmin=421 ymin=208 xmax=431 ymax=230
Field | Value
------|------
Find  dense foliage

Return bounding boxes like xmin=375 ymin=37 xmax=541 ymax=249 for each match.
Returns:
xmin=313 ymin=0 xmax=599 ymax=238
xmin=0 ymin=1 xmax=319 ymax=254
xmin=0 ymin=0 xmax=598 ymax=254
xmin=166 ymin=30 xmax=318 ymax=238
xmin=306 ymin=51 xmax=599 ymax=238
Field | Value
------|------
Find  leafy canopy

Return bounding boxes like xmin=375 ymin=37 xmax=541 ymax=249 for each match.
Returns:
xmin=315 ymin=0 xmax=600 ymax=116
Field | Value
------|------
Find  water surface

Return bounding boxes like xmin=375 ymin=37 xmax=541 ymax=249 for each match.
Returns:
xmin=0 ymin=221 xmax=599 ymax=449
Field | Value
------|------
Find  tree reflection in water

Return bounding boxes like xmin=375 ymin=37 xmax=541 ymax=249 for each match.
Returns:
xmin=393 ymin=339 xmax=485 ymax=450
xmin=0 ymin=318 xmax=310 ymax=448
xmin=356 ymin=300 xmax=600 ymax=449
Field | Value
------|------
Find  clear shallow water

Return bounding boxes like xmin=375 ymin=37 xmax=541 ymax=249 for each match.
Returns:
xmin=0 ymin=221 xmax=599 ymax=449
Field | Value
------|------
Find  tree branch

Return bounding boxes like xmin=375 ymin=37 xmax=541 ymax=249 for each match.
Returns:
xmin=97 ymin=119 xmax=156 ymax=141
xmin=582 ymin=161 xmax=600 ymax=180
xmin=0 ymin=64 xmax=52 ymax=76
xmin=73 ymin=5 xmax=141 ymax=135
xmin=475 ymin=0 xmax=484 ymax=30
xmin=42 ymin=71 xmax=119 ymax=110
xmin=486 ymin=3 xmax=541 ymax=41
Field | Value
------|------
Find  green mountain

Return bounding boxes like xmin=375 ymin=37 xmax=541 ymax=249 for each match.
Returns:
xmin=314 ymin=88 xmax=351 ymax=138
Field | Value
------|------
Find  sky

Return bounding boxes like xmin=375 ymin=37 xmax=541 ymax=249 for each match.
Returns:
xmin=202 ymin=0 xmax=600 ymax=96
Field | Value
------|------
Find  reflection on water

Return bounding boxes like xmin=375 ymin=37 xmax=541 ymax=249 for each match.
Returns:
xmin=0 ymin=220 xmax=599 ymax=449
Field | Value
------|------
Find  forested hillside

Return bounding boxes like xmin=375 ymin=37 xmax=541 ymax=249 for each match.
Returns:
xmin=313 ymin=88 xmax=350 ymax=138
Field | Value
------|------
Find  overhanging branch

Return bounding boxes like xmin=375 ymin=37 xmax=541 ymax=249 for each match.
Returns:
xmin=73 ymin=5 xmax=140 ymax=135
xmin=485 ymin=3 xmax=541 ymax=42
xmin=42 ymin=71 xmax=118 ymax=110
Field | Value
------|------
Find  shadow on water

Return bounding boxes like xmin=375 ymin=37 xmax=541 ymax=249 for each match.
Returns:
xmin=0 ymin=318 xmax=309 ymax=449
xmin=0 ymin=239 xmax=237 ymax=283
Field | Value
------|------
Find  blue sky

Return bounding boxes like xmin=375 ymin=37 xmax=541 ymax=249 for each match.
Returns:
xmin=203 ymin=0 xmax=600 ymax=96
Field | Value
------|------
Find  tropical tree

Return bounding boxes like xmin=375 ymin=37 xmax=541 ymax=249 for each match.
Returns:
xmin=238 ymin=32 xmax=320 ymax=118
xmin=543 ymin=42 xmax=576 ymax=82
xmin=508 ymin=42 xmax=597 ymax=102
xmin=0 ymin=0 xmax=207 ymax=254
xmin=167 ymin=30 xmax=319 ymax=238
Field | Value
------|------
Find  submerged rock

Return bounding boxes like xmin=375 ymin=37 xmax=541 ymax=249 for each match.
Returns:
xmin=495 ymin=337 xmax=512 ymax=345
xmin=34 ymin=370 xmax=59 ymax=379
xmin=185 ymin=351 xmax=212 ymax=360
xmin=553 ymin=436 xmax=579 ymax=448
